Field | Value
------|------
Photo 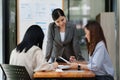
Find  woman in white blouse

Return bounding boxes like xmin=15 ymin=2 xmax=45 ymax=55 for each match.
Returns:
xmin=9 ymin=25 xmax=58 ymax=79
xmin=70 ymin=21 xmax=114 ymax=80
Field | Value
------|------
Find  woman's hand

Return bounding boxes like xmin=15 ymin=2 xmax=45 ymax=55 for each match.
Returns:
xmin=69 ymin=62 xmax=89 ymax=70
xmin=53 ymin=62 xmax=58 ymax=68
xmin=69 ymin=62 xmax=78 ymax=69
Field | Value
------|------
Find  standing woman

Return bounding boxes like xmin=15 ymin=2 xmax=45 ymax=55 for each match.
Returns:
xmin=70 ymin=21 xmax=114 ymax=80
xmin=45 ymin=8 xmax=85 ymax=62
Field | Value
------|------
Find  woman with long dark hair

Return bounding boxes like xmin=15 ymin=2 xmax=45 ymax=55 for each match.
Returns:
xmin=9 ymin=25 xmax=58 ymax=79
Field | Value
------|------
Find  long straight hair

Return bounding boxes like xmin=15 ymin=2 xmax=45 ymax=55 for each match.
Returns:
xmin=16 ymin=25 xmax=44 ymax=53
xmin=85 ymin=21 xmax=107 ymax=56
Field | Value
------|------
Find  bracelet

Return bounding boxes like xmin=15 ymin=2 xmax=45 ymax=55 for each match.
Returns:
xmin=78 ymin=64 xmax=81 ymax=70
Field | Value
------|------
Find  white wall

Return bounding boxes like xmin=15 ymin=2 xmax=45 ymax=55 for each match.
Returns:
xmin=0 ymin=0 xmax=3 ymax=79
xmin=17 ymin=0 xmax=63 ymax=55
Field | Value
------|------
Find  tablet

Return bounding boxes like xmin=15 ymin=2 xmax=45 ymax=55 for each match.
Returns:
xmin=58 ymin=56 xmax=71 ymax=64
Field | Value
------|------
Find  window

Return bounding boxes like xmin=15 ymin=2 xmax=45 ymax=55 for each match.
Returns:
xmin=64 ymin=0 xmax=105 ymax=60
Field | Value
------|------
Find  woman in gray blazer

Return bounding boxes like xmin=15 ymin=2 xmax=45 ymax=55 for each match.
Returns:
xmin=45 ymin=8 xmax=85 ymax=62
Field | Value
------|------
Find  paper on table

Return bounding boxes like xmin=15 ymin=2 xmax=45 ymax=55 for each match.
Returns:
xmin=55 ymin=68 xmax=63 ymax=72
xmin=64 ymin=70 xmax=84 ymax=72
xmin=57 ymin=65 xmax=70 ymax=70
xmin=55 ymin=68 xmax=84 ymax=72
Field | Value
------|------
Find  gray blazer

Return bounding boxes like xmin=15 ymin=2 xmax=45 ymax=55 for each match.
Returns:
xmin=45 ymin=22 xmax=85 ymax=61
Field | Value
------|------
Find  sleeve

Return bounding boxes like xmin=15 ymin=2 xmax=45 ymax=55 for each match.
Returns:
xmin=87 ymin=45 xmax=105 ymax=71
xmin=73 ymin=25 xmax=85 ymax=61
xmin=34 ymin=49 xmax=54 ymax=72
xmin=9 ymin=49 xmax=15 ymax=64
xmin=45 ymin=22 xmax=54 ymax=61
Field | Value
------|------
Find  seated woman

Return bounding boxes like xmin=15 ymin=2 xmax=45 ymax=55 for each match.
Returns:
xmin=9 ymin=25 xmax=58 ymax=79
xmin=70 ymin=21 xmax=114 ymax=80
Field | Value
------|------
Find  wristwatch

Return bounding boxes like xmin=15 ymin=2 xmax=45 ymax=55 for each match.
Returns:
xmin=78 ymin=64 xmax=81 ymax=70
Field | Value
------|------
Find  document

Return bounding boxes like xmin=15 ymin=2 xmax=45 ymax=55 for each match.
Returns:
xmin=55 ymin=68 xmax=63 ymax=72
xmin=57 ymin=65 xmax=70 ymax=70
xmin=64 ymin=70 xmax=84 ymax=72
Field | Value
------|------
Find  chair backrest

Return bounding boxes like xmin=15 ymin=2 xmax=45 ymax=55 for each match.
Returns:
xmin=0 ymin=64 xmax=31 ymax=80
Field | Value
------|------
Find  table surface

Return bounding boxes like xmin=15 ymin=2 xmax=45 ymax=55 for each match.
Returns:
xmin=33 ymin=63 xmax=95 ymax=79
xmin=34 ymin=70 xmax=95 ymax=78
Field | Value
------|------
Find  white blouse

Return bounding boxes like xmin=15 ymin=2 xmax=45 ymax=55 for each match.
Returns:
xmin=60 ymin=32 xmax=65 ymax=42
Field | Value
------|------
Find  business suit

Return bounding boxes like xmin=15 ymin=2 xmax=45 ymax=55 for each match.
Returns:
xmin=45 ymin=22 xmax=85 ymax=62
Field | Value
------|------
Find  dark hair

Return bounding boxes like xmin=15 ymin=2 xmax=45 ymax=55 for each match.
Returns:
xmin=16 ymin=25 xmax=44 ymax=53
xmin=85 ymin=20 xmax=107 ymax=56
xmin=52 ymin=8 xmax=65 ymax=21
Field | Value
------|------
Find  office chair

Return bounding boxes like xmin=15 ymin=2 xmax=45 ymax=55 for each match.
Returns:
xmin=0 ymin=64 xmax=31 ymax=80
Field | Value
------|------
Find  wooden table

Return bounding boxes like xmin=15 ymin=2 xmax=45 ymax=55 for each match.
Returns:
xmin=33 ymin=62 xmax=95 ymax=80
xmin=33 ymin=69 xmax=95 ymax=80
